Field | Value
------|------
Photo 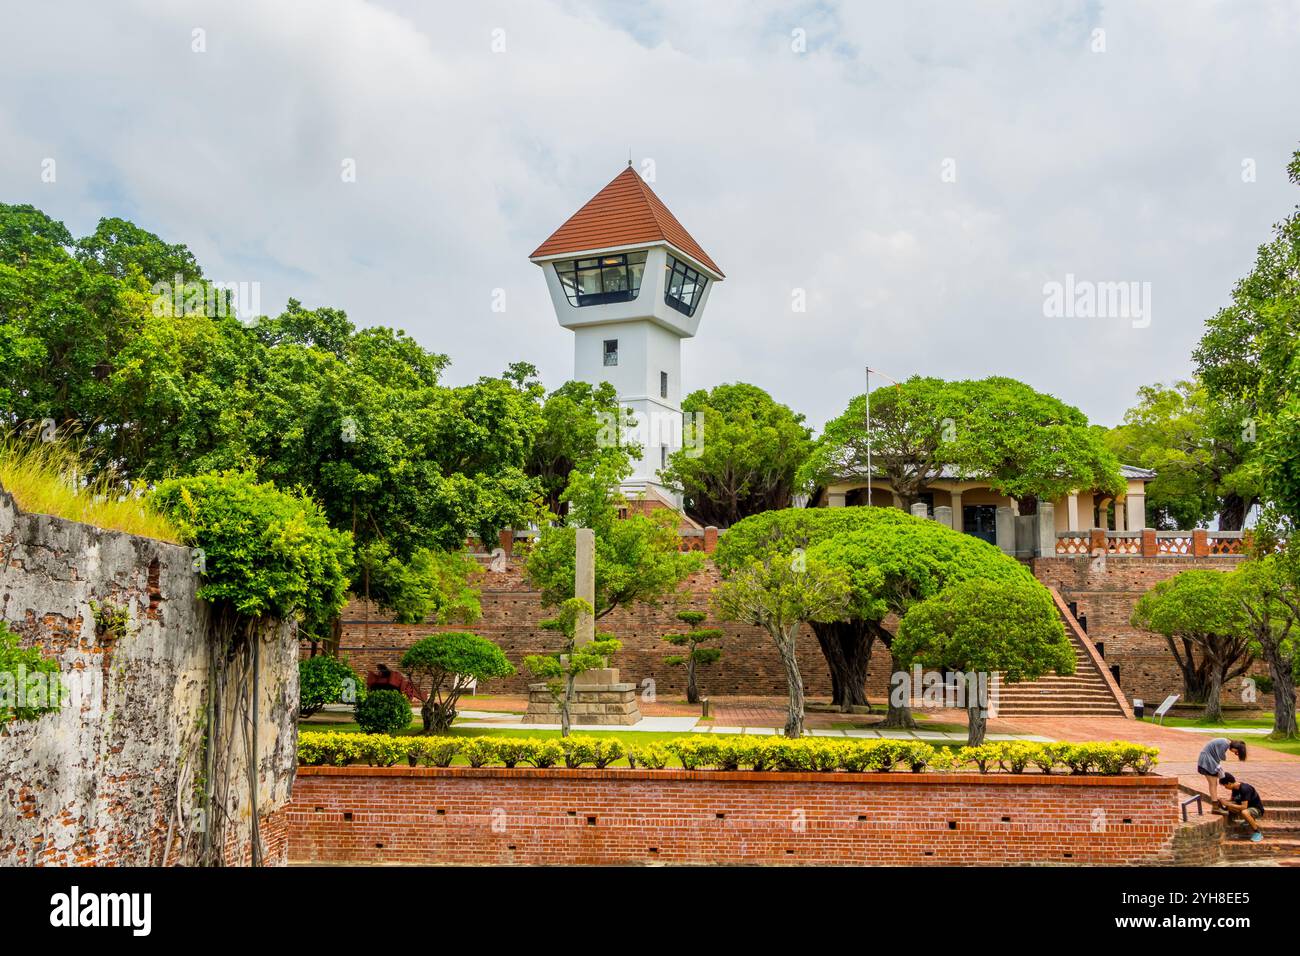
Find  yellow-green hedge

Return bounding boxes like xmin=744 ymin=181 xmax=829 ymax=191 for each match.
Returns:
xmin=297 ymin=732 xmax=1158 ymax=775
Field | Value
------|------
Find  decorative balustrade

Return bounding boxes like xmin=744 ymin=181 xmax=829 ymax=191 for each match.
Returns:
xmin=1054 ymin=528 xmax=1249 ymax=559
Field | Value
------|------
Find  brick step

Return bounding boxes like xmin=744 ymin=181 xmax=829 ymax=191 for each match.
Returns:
xmin=993 ymin=697 xmax=1128 ymax=712
xmin=1220 ymin=838 xmax=1300 ymax=861
xmin=997 ymin=685 xmax=1114 ymax=695
xmin=993 ymin=697 xmax=1118 ymax=707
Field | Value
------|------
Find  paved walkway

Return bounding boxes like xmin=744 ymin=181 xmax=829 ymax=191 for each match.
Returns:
xmin=1009 ymin=716 xmax=1300 ymax=802
xmin=454 ymin=710 xmax=1050 ymax=741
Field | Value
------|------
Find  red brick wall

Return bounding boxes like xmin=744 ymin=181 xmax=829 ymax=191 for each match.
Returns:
xmin=1031 ymin=555 xmax=1268 ymax=709
xmin=290 ymin=766 xmax=1183 ymax=866
xmin=332 ymin=557 xmax=897 ymax=701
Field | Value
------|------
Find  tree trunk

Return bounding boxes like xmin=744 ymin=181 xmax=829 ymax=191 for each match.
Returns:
xmin=809 ymin=620 xmax=875 ymax=710
xmin=1016 ymin=495 xmax=1038 ymax=516
xmin=1218 ymin=494 xmax=1248 ymax=532
xmin=1262 ymin=644 xmax=1298 ymax=739
xmin=421 ymin=696 xmax=435 ymax=733
xmin=561 ymin=673 xmax=575 ymax=738
xmin=1202 ymin=663 xmax=1224 ymax=723
xmin=776 ymin=629 xmax=805 ymax=738
xmin=880 ymin=648 xmax=917 ymax=729
xmin=966 ymin=672 xmax=987 ymax=746
xmin=685 ymin=657 xmax=699 ymax=705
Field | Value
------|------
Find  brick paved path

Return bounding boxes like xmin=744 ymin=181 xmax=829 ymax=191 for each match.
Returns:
xmin=1010 ymin=716 xmax=1300 ymax=802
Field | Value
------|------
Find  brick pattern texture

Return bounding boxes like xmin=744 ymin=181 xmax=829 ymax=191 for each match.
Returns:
xmin=290 ymin=766 xmax=1184 ymax=866
xmin=1030 ymin=555 xmax=1268 ymax=709
xmin=334 ymin=558 xmax=896 ymax=699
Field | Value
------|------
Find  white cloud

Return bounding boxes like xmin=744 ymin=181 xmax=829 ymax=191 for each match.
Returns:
xmin=2 ymin=0 xmax=1297 ymax=429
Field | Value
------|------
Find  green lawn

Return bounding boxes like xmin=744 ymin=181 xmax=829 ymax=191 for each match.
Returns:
xmin=1139 ymin=715 xmax=1275 ymax=729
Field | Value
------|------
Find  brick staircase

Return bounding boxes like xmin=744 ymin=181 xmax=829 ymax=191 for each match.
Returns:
xmin=1218 ymin=800 xmax=1300 ymax=866
xmin=992 ymin=589 xmax=1129 ymax=718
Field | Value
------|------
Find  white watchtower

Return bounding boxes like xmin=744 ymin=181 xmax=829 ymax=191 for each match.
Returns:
xmin=530 ymin=165 xmax=724 ymax=506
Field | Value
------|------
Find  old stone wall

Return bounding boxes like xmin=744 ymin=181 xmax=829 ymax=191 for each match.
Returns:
xmin=1030 ymin=555 xmax=1266 ymax=710
xmin=334 ymin=556 xmax=897 ymax=702
xmin=0 ymin=490 xmax=297 ymax=866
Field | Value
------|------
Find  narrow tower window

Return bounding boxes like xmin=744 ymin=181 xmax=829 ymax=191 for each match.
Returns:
xmin=660 ymin=371 xmax=668 ymax=398
xmin=603 ymin=339 xmax=618 ymax=366
xmin=664 ymin=255 xmax=708 ymax=316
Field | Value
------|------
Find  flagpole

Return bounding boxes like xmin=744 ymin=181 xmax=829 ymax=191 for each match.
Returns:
xmin=865 ymin=366 xmax=872 ymax=507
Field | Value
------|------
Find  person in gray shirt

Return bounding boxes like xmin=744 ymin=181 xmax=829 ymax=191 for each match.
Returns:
xmin=1198 ymin=737 xmax=1247 ymax=801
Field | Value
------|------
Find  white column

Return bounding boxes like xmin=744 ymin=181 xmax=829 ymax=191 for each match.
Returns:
xmin=951 ymin=491 xmax=964 ymax=532
xmin=1067 ymin=493 xmax=1080 ymax=532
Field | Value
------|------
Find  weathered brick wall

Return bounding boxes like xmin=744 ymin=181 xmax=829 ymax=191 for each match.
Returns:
xmin=334 ymin=556 xmax=897 ymax=701
xmin=1031 ymin=555 xmax=1265 ymax=709
xmin=289 ymin=766 xmax=1184 ymax=866
xmin=0 ymin=489 xmax=296 ymax=866
xmin=334 ymin=550 xmax=1266 ymax=712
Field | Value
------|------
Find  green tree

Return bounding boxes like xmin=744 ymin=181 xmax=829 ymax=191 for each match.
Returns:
xmin=799 ymin=376 xmax=959 ymax=508
xmin=715 ymin=506 xmax=911 ymax=711
xmin=525 ymin=457 xmax=703 ymax=620
xmin=1130 ymin=570 xmax=1254 ymax=722
xmin=298 ymin=655 xmax=364 ymax=718
xmin=400 ymin=632 xmax=515 ymax=732
xmin=662 ymin=610 xmax=723 ymax=704
xmin=1194 ymin=148 xmax=1300 ymax=529
xmin=149 ymin=470 xmax=355 ymax=865
xmin=1105 ymin=380 xmax=1258 ymax=529
xmin=663 ymin=382 xmax=813 ymax=527
xmin=949 ymin=377 xmax=1123 ymax=513
xmin=524 ymin=598 xmax=622 ymax=737
xmin=525 ymin=377 xmax=638 ymax=517
xmin=893 ymin=578 xmax=1073 ymax=745
xmin=715 ymin=553 xmax=851 ymax=738
xmin=807 ymin=515 xmax=1042 ymax=727
xmin=1225 ymin=557 xmax=1299 ymax=739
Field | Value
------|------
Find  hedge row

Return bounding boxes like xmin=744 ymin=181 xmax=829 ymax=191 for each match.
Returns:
xmin=298 ymin=732 xmax=1159 ymax=775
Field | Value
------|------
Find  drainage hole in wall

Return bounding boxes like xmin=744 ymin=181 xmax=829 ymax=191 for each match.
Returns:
xmin=436 ymin=808 xmax=446 ymax=816
xmin=715 ymin=812 xmax=725 ymax=820
xmin=343 ymin=812 xmax=353 ymax=822
xmin=586 ymin=816 xmax=597 ymax=826
xmin=857 ymin=814 xmax=867 ymax=822
xmin=1001 ymin=816 xmax=1011 ymax=822
xmin=947 ymin=821 xmax=957 ymax=830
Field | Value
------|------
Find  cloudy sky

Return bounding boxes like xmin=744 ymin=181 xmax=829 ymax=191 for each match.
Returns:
xmin=3 ymin=0 xmax=1298 ymax=430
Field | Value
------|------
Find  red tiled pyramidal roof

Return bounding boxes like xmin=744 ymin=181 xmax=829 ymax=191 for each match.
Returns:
xmin=530 ymin=166 xmax=723 ymax=277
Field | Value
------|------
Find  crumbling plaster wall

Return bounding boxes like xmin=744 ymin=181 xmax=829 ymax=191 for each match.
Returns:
xmin=0 ymin=489 xmax=297 ymax=866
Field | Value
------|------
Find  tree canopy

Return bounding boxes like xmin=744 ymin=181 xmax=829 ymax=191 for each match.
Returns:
xmin=800 ymin=375 xmax=1121 ymax=510
xmin=0 ymin=204 xmax=630 ymax=636
xmin=1193 ymin=148 xmax=1300 ymax=528
xmin=894 ymin=578 xmax=1073 ymax=744
xmin=662 ymin=382 xmax=813 ymax=527
xmin=1130 ymin=569 xmax=1253 ymax=721
xmin=524 ymin=457 xmax=703 ymax=619
xmin=1105 ymin=380 xmax=1258 ymax=529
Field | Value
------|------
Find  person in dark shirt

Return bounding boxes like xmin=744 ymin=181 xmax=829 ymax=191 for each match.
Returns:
xmin=1217 ymin=772 xmax=1264 ymax=842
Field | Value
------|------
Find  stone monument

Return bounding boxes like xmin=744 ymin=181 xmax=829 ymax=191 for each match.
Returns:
xmin=524 ymin=528 xmax=642 ymax=725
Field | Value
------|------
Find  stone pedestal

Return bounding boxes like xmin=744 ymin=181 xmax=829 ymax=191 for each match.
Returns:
xmin=524 ymin=668 xmax=643 ymax=725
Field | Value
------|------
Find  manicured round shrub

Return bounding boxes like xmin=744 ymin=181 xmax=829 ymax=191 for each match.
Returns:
xmin=354 ymin=689 xmax=413 ymax=735
xmin=299 ymin=655 xmax=364 ymax=717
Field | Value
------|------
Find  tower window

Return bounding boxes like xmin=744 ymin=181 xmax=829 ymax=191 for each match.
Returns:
xmin=660 ymin=371 xmax=668 ymax=398
xmin=660 ymin=445 xmax=667 ymax=469
xmin=554 ymin=251 xmax=648 ymax=307
xmin=603 ymin=339 xmax=618 ymax=367
xmin=664 ymin=256 xmax=708 ymax=316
